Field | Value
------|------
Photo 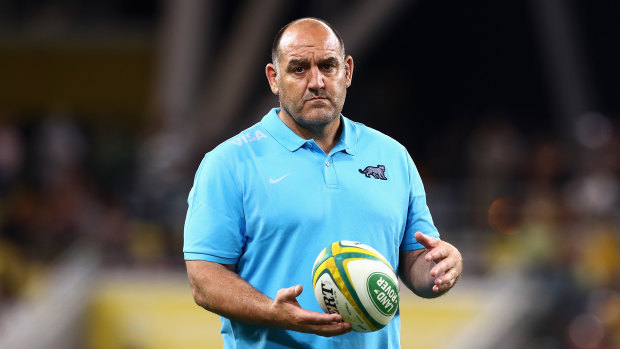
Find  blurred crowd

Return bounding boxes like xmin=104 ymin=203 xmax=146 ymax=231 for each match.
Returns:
xmin=0 ymin=111 xmax=181 ymax=306
xmin=469 ymin=112 xmax=620 ymax=349
xmin=0 ymin=108 xmax=619 ymax=349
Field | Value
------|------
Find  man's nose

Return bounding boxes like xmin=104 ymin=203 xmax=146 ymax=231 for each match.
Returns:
xmin=308 ymin=65 xmax=325 ymax=90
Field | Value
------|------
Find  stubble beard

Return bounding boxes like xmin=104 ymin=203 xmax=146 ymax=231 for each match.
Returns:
xmin=281 ymin=103 xmax=338 ymax=133
xmin=279 ymin=92 xmax=345 ymax=134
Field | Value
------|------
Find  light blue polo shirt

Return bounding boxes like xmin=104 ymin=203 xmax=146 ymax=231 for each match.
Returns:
xmin=184 ymin=108 xmax=439 ymax=349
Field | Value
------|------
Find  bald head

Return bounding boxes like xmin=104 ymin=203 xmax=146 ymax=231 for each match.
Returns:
xmin=271 ymin=17 xmax=345 ymax=67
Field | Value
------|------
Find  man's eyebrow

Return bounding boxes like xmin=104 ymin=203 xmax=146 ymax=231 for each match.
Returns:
xmin=318 ymin=57 xmax=340 ymax=65
xmin=286 ymin=56 xmax=340 ymax=68
xmin=287 ymin=58 xmax=309 ymax=67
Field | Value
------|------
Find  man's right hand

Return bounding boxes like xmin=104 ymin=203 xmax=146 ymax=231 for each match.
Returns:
xmin=187 ymin=260 xmax=351 ymax=337
xmin=271 ymin=284 xmax=352 ymax=337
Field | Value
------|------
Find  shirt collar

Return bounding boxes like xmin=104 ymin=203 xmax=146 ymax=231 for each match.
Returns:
xmin=261 ymin=108 xmax=357 ymax=155
xmin=337 ymin=114 xmax=357 ymax=155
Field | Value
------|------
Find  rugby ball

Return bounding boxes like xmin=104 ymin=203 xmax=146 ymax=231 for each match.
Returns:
xmin=312 ymin=241 xmax=399 ymax=332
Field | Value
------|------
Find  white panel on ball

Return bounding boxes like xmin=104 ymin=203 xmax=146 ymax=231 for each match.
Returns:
xmin=346 ymin=259 xmax=399 ymax=326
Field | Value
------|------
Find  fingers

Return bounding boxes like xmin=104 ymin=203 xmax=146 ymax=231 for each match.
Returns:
xmin=296 ymin=307 xmax=344 ymax=324
xmin=433 ymin=267 xmax=460 ymax=293
xmin=430 ymin=259 xmax=448 ymax=278
xmin=424 ymin=240 xmax=457 ymax=263
xmin=310 ymin=321 xmax=352 ymax=337
xmin=287 ymin=306 xmax=351 ymax=336
xmin=295 ymin=309 xmax=350 ymax=336
xmin=425 ymin=248 xmax=445 ymax=262
xmin=429 ymin=251 xmax=457 ymax=277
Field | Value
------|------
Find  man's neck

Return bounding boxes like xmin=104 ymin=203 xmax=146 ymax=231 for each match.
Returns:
xmin=278 ymin=109 xmax=342 ymax=154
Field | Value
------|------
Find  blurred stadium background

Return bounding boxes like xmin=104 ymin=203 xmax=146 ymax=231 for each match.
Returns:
xmin=0 ymin=1 xmax=618 ymax=348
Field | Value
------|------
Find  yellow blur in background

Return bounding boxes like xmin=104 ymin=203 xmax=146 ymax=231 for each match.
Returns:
xmin=86 ymin=274 xmax=481 ymax=349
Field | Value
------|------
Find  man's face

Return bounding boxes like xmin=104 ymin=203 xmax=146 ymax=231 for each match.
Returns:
xmin=268 ymin=21 xmax=353 ymax=130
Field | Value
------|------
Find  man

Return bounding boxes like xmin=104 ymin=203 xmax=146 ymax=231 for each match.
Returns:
xmin=184 ymin=17 xmax=463 ymax=348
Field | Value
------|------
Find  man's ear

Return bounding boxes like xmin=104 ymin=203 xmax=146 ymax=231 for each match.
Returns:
xmin=265 ymin=63 xmax=279 ymax=95
xmin=344 ymin=55 xmax=354 ymax=88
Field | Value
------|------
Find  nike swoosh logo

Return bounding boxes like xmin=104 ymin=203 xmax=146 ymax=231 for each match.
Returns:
xmin=269 ymin=173 xmax=291 ymax=184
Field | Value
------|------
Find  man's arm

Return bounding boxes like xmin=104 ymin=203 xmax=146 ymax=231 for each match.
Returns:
xmin=398 ymin=232 xmax=463 ymax=298
xmin=186 ymin=260 xmax=352 ymax=336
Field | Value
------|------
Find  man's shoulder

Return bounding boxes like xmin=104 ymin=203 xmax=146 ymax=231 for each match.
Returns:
xmin=206 ymin=121 xmax=272 ymax=159
xmin=348 ymin=118 xmax=408 ymax=153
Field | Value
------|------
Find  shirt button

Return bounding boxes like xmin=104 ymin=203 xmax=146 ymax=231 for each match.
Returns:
xmin=325 ymin=161 xmax=330 ymax=167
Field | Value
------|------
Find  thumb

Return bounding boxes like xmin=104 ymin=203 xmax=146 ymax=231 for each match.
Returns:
xmin=277 ymin=285 xmax=303 ymax=302
xmin=414 ymin=231 xmax=438 ymax=249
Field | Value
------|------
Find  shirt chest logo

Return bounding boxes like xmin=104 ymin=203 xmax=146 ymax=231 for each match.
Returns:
xmin=359 ymin=165 xmax=387 ymax=180
xmin=269 ymin=173 xmax=291 ymax=184
xmin=230 ymin=130 xmax=268 ymax=146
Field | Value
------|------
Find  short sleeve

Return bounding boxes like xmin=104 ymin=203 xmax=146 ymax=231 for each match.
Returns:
xmin=183 ymin=153 xmax=245 ymax=264
xmin=400 ymin=153 xmax=440 ymax=251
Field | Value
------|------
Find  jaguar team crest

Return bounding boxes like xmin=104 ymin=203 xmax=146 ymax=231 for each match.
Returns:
xmin=359 ymin=165 xmax=387 ymax=180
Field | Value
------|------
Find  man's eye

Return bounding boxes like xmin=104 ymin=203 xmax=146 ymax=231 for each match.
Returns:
xmin=321 ymin=63 xmax=338 ymax=72
xmin=294 ymin=67 xmax=304 ymax=73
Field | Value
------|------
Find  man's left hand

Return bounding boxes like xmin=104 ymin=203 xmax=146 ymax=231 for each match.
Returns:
xmin=414 ymin=231 xmax=463 ymax=293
